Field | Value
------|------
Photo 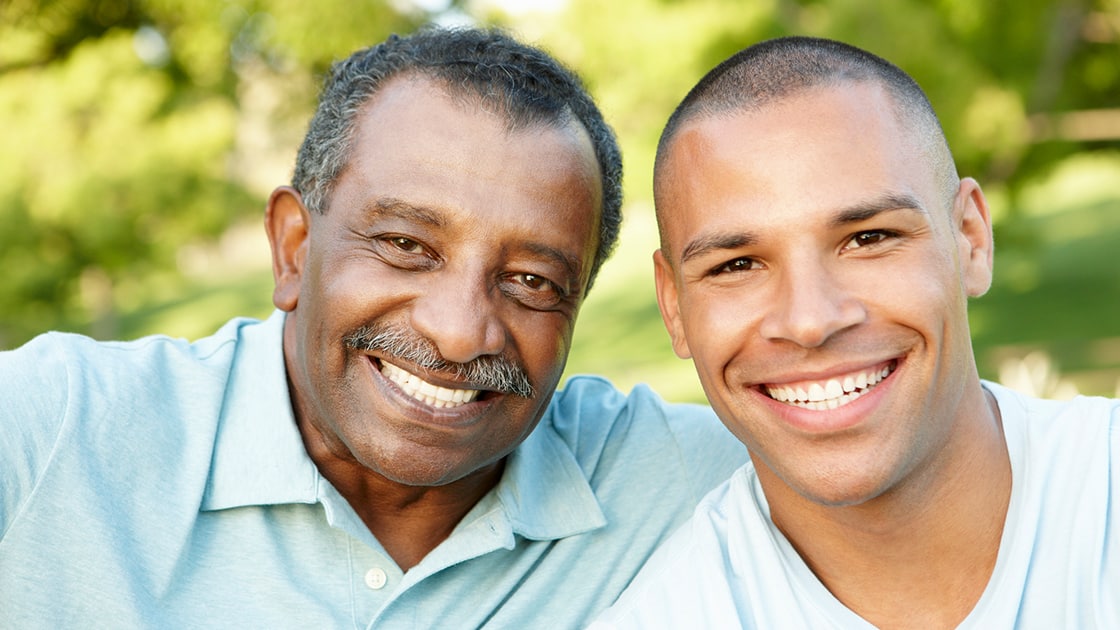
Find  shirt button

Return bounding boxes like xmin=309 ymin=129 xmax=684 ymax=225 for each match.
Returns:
xmin=364 ymin=567 xmax=388 ymax=590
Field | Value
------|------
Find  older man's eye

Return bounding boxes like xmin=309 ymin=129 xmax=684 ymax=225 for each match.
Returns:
xmin=389 ymin=236 xmax=423 ymax=253
xmin=370 ymin=233 xmax=439 ymax=271
xmin=521 ymin=274 xmax=549 ymax=290
xmin=502 ymin=273 xmax=567 ymax=310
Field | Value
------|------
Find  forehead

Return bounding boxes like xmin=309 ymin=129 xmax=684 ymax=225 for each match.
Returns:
xmin=350 ymin=74 xmax=598 ymax=181
xmin=656 ymin=83 xmax=933 ymax=252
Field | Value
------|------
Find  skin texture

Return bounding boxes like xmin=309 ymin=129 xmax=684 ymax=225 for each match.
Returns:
xmin=265 ymin=76 xmax=602 ymax=570
xmin=654 ymin=82 xmax=1011 ymax=628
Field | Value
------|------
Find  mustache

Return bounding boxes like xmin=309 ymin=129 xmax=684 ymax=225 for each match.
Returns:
xmin=343 ymin=323 xmax=535 ymax=399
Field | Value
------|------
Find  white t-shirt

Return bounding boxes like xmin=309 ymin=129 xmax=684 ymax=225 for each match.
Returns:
xmin=591 ymin=382 xmax=1120 ymax=629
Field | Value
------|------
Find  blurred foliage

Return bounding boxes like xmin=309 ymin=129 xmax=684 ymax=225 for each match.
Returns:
xmin=0 ymin=0 xmax=425 ymax=346
xmin=510 ymin=0 xmax=1120 ymax=205
xmin=1 ymin=0 xmax=1119 ymax=398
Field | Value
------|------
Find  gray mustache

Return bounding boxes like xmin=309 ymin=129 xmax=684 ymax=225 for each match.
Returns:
xmin=344 ymin=324 xmax=535 ymax=399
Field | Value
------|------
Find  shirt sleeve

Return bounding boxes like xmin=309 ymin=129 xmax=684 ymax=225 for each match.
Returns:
xmin=623 ymin=383 xmax=742 ymax=498
xmin=0 ymin=334 xmax=70 ymax=538
xmin=551 ymin=376 xmax=747 ymax=504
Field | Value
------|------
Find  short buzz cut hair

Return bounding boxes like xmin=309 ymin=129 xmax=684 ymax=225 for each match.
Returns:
xmin=655 ymin=36 xmax=958 ymax=213
xmin=292 ymin=26 xmax=623 ymax=289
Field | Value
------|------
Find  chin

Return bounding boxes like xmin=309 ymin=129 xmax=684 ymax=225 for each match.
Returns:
xmin=379 ymin=464 xmax=465 ymax=487
xmin=381 ymin=451 xmax=502 ymax=488
xmin=781 ymin=462 xmax=899 ymax=509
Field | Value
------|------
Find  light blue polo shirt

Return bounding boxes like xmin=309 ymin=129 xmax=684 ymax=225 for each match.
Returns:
xmin=0 ymin=311 xmax=746 ymax=628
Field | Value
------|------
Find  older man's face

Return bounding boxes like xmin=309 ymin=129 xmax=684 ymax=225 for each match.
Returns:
xmin=271 ymin=76 xmax=602 ymax=487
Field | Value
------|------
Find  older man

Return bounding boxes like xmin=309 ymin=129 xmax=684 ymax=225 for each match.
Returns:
xmin=0 ymin=27 xmax=744 ymax=628
xmin=593 ymin=36 xmax=1118 ymax=629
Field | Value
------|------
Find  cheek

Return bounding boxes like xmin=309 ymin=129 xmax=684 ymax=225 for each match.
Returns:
xmin=318 ymin=254 xmax=419 ymax=326
xmin=675 ymin=290 xmax=757 ymax=385
xmin=318 ymin=253 xmax=380 ymax=303
xmin=683 ymin=287 xmax=759 ymax=344
xmin=509 ymin=312 xmax=575 ymax=382
xmin=870 ymin=257 xmax=965 ymax=324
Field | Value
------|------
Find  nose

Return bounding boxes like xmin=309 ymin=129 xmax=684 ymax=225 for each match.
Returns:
xmin=758 ymin=258 xmax=867 ymax=348
xmin=409 ymin=270 xmax=507 ymax=364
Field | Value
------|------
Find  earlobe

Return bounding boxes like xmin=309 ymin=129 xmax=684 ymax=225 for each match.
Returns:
xmin=265 ymin=186 xmax=311 ymax=312
xmin=955 ymin=177 xmax=995 ymax=298
xmin=653 ymin=250 xmax=692 ymax=359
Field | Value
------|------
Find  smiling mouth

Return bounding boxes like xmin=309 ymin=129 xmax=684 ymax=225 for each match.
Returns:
xmin=380 ymin=361 xmax=482 ymax=409
xmin=764 ymin=362 xmax=896 ymax=411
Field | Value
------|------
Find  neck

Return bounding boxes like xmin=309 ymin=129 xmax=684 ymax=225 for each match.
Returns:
xmin=296 ymin=419 xmax=505 ymax=571
xmin=323 ymin=459 xmax=504 ymax=571
xmin=762 ymin=387 xmax=1011 ymax=629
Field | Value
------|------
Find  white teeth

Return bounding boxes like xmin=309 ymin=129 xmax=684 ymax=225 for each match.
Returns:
xmin=824 ymin=379 xmax=843 ymax=398
xmin=765 ymin=364 xmax=894 ymax=410
xmin=380 ymin=362 xmax=480 ymax=408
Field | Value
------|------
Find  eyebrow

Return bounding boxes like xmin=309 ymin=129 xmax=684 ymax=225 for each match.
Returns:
xmin=362 ymin=197 xmax=446 ymax=227
xmin=523 ymin=242 xmax=584 ymax=290
xmin=828 ymin=192 xmax=926 ymax=229
xmin=678 ymin=192 xmax=927 ymax=266
xmin=680 ymin=232 xmax=757 ymax=266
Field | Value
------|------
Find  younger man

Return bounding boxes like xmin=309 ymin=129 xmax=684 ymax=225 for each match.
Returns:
xmin=594 ymin=36 xmax=1118 ymax=629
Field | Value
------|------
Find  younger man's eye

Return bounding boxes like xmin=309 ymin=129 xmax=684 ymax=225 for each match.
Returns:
xmin=843 ymin=230 xmax=895 ymax=250
xmin=710 ymin=257 xmax=759 ymax=276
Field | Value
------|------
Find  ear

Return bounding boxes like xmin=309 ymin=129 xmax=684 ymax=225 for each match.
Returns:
xmin=653 ymin=249 xmax=692 ymax=359
xmin=954 ymin=177 xmax=995 ymax=298
xmin=265 ymin=186 xmax=311 ymax=312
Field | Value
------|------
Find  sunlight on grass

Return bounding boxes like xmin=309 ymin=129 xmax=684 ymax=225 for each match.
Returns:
xmin=1016 ymin=151 xmax=1120 ymax=217
xmin=971 ymin=154 xmax=1120 ymax=397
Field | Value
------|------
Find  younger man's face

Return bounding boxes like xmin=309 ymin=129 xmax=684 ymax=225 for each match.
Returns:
xmin=654 ymin=82 xmax=994 ymax=508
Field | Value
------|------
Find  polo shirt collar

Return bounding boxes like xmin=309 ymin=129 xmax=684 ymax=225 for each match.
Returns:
xmin=495 ymin=412 xmax=607 ymax=540
xmin=201 ymin=310 xmax=320 ymax=511
xmin=200 ymin=310 xmax=607 ymax=543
